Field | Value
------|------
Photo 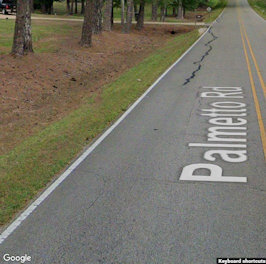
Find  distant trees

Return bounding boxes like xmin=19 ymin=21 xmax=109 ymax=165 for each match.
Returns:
xmin=11 ymin=0 xmax=214 ymax=54
xmin=34 ymin=0 xmax=54 ymax=14
xmin=12 ymin=0 xmax=33 ymax=55
xmin=152 ymin=0 xmax=158 ymax=21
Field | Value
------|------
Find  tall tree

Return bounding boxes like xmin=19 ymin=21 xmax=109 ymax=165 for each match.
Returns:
xmin=136 ymin=0 xmax=145 ymax=30
xmin=80 ymin=0 xmax=93 ymax=46
xmin=152 ymin=0 xmax=158 ymax=21
xmin=12 ymin=0 xmax=33 ymax=55
xmin=67 ymin=0 xmax=70 ymax=14
xmin=103 ymin=0 xmax=112 ymax=31
xmin=121 ymin=0 xmax=125 ymax=27
xmin=177 ymin=0 xmax=183 ymax=19
xmin=123 ymin=0 xmax=133 ymax=33
xmin=160 ymin=5 xmax=166 ymax=21
xmin=92 ymin=0 xmax=103 ymax=34
xmin=70 ymin=0 xmax=74 ymax=14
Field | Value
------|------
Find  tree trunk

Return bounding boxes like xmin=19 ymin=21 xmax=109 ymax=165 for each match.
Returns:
xmin=151 ymin=0 xmax=157 ymax=21
xmin=80 ymin=0 xmax=93 ymax=47
xmin=121 ymin=0 xmax=125 ymax=26
xmin=123 ymin=0 xmax=133 ymax=33
xmin=67 ymin=0 xmax=70 ymax=14
xmin=136 ymin=0 xmax=145 ymax=30
xmin=70 ymin=0 xmax=74 ymax=14
xmin=160 ymin=6 xmax=166 ymax=21
xmin=111 ymin=1 xmax=114 ymax=26
xmin=173 ymin=7 xmax=176 ymax=16
xmin=12 ymin=0 xmax=33 ymax=55
xmin=177 ymin=1 xmax=183 ymax=19
xmin=75 ymin=0 xmax=78 ymax=14
xmin=103 ymin=0 xmax=112 ymax=31
xmin=92 ymin=0 xmax=103 ymax=34
xmin=81 ymin=0 xmax=85 ymax=14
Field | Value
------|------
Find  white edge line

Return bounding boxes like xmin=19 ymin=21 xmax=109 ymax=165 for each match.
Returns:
xmin=0 ymin=9 xmax=225 ymax=245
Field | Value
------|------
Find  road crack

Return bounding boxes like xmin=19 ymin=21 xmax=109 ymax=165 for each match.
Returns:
xmin=183 ymin=27 xmax=218 ymax=86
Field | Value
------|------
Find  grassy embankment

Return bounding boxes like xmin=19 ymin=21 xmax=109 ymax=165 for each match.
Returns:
xmin=0 ymin=27 xmax=199 ymax=226
xmin=248 ymin=0 xmax=266 ymax=19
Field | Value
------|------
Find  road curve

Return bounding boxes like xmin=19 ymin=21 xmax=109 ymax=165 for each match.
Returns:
xmin=0 ymin=0 xmax=265 ymax=263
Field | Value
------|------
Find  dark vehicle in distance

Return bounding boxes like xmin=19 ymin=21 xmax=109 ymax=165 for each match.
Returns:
xmin=0 ymin=0 xmax=16 ymax=14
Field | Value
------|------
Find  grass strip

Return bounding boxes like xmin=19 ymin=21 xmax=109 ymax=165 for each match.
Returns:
xmin=0 ymin=19 xmax=77 ymax=54
xmin=0 ymin=30 xmax=200 ymax=226
xmin=248 ymin=0 xmax=266 ymax=19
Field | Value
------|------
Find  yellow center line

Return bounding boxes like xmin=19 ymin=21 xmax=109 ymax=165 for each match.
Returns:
xmin=238 ymin=17 xmax=266 ymax=159
xmin=241 ymin=22 xmax=266 ymax=98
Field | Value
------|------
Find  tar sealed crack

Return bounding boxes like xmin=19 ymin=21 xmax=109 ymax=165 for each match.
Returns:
xmin=183 ymin=27 xmax=218 ymax=86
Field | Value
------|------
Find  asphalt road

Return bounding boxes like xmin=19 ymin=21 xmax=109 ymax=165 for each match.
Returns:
xmin=0 ymin=0 xmax=265 ymax=263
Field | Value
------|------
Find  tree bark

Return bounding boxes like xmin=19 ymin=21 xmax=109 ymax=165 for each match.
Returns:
xmin=67 ymin=0 xmax=70 ymax=14
xmin=136 ymin=0 xmax=145 ymax=30
xmin=160 ymin=6 xmax=166 ymax=21
xmin=70 ymin=0 xmax=74 ymax=14
xmin=151 ymin=0 xmax=157 ymax=21
xmin=123 ymin=0 xmax=133 ymax=33
xmin=92 ymin=0 xmax=103 ymax=34
xmin=80 ymin=0 xmax=93 ymax=47
xmin=121 ymin=0 xmax=125 ymax=27
xmin=12 ymin=0 xmax=33 ymax=55
xmin=103 ymin=0 xmax=112 ymax=31
xmin=177 ymin=1 xmax=183 ymax=19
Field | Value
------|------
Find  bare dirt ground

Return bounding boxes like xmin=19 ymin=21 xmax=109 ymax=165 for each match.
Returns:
xmin=0 ymin=24 xmax=192 ymax=155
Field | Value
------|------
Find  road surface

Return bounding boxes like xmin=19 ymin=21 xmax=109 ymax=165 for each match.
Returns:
xmin=0 ymin=0 xmax=265 ymax=263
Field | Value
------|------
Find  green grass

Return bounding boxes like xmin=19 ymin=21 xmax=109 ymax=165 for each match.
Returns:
xmin=248 ymin=0 xmax=266 ymax=19
xmin=0 ymin=29 xmax=199 ymax=226
xmin=0 ymin=19 xmax=79 ymax=54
